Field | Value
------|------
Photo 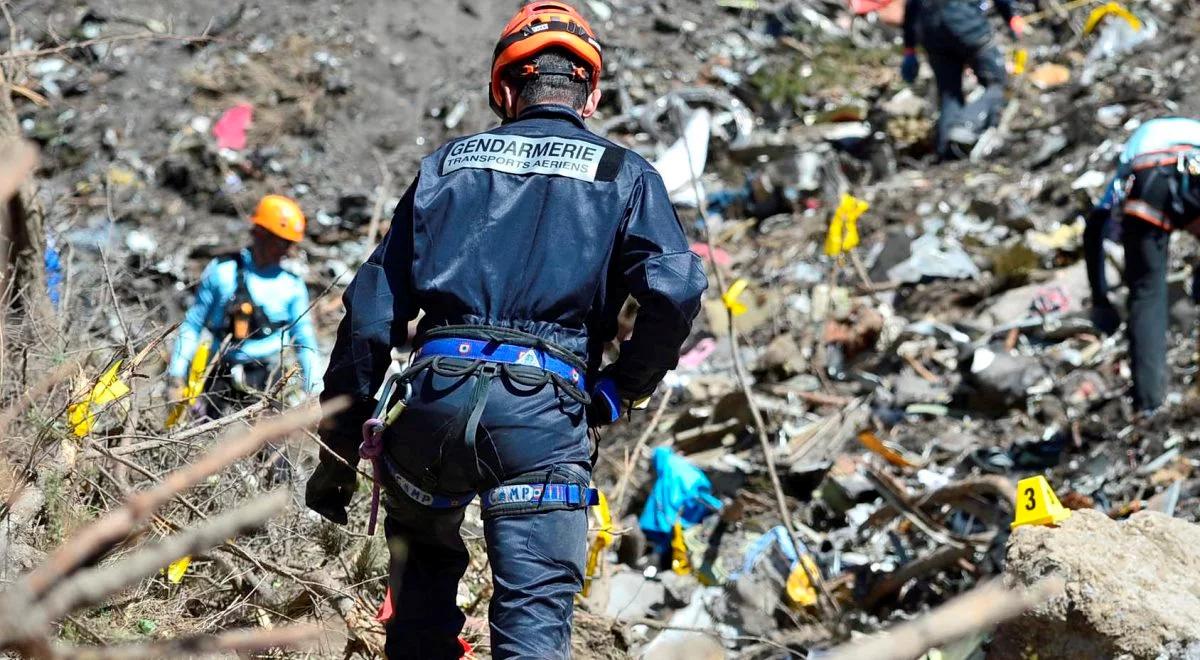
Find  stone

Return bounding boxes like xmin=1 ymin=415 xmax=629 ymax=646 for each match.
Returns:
xmin=1028 ymin=63 xmax=1071 ymax=89
xmin=882 ymin=88 xmax=928 ymax=118
xmin=994 ymin=510 xmax=1200 ymax=659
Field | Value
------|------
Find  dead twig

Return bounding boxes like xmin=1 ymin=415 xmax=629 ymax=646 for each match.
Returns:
xmin=0 ymin=32 xmax=214 ymax=61
xmin=81 ymin=399 xmax=273 ymax=459
xmin=827 ymin=577 xmax=1066 ymax=660
xmin=365 ymin=150 xmax=392 ymax=249
xmin=56 ymin=622 xmax=320 ymax=659
xmin=866 ymin=475 xmax=1016 ymax=528
xmin=32 ymin=490 xmax=288 ymax=624
xmin=861 ymin=545 xmax=973 ymax=609
xmin=612 ymin=390 xmax=671 ymax=517
xmin=0 ymin=140 xmax=36 ymax=202
xmin=674 ymin=105 xmax=840 ymax=625
xmin=21 ymin=402 xmax=335 ymax=599
xmin=864 ymin=466 xmax=966 ymax=549
xmin=0 ymin=357 xmax=79 ymax=443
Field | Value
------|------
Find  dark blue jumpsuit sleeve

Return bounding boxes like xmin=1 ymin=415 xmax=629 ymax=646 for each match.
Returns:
xmin=609 ymin=172 xmax=708 ymax=400
xmin=903 ymin=0 xmax=921 ymax=49
xmin=318 ymin=176 xmax=420 ymax=470
xmin=992 ymin=0 xmax=1015 ymax=23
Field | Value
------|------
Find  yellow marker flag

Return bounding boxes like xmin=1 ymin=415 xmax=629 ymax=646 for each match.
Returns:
xmin=824 ymin=194 xmax=869 ymax=257
xmin=167 ymin=556 xmax=192 ymax=584
xmin=1083 ymin=2 xmax=1143 ymax=35
xmin=67 ymin=361 xmax=131 ymax=437
xmin=670 ymin=519 xmax=692 ymax=576
xmin=1012 ymin=48 xmax=1029 ymax=75
xmin=786 ymin=555 xmax=821 ymax=607
xmin=721 ymin=279 xmax=750 ymax=317
xmin=581 ymin=489 xmax=613 ymax=598
xmin=166 ymin=341 xmax=211 ymax=429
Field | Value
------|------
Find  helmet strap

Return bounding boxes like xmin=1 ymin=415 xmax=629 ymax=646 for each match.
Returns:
xmin=514 ymin=61 xmax=590 ymax=82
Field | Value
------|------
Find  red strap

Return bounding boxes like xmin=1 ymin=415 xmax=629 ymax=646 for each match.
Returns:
xmin=375 ymin=586 xmax=394 ymax=623
xmin=1131 ymin=145 xmax=1197 ymax=171
xmin=1124 ymin=199 xmax=1173 ymax=230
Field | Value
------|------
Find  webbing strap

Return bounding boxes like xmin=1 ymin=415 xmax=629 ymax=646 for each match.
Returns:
xmin=481 ymin=483 xmax=599 ymax=511
xmin=418 ymin=337 xmax=586 ymax=390
xmin=1124 ymin=199 xmax=1172 ymax=230
xmin=462 ymin=365 xmax=497 ymax=485
xmin=218 ymin=253 xmax=286 ymax=340
xmin=381 ymin=455 xmax=597 ymax=512
xmin=1131 ymin=145 xmax=1197 ymax=172
xmin=391 ymin=462 xmax=475 ymax=509
xmin=492 ymin=19 xmax=603 ymax=59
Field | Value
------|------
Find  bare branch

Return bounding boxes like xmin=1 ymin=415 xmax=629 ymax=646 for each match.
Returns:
xmin=57 ymin=623 xmax=320 ymax=659
xmin=82 ymin=399 xmax=272 ymax=459
xmin=612 ymin=390 xmax=671 ymax=517
xmin=674 ymin=105 xmax=840 ymax=624
xmin=0 ymin=140 xmax=36 ymax=202
xmin=21 ymin=401 xmax=340 ymax=598
xmin=33 ymin=490 xmax=288 ymax=624
xmin=0 ymin=32 xmax=214 ymax=61
xmin=826 ymin=578 xmax=1066 ymax=660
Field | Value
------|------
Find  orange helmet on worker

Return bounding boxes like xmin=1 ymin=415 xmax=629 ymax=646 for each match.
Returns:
xmin=250 ymin=194 xmax=306 ymax=243
xmin=490 ymin=2 xmax=604 ymax=120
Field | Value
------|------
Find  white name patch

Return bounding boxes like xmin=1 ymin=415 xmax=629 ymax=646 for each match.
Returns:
xmin=442 ymin=133 xmax=606 ymax=182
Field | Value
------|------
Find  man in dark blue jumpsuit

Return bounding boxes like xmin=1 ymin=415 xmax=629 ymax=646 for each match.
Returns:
xmin=304 ymin=3 xmax=707 ymax=658
xmin=901 ymin=0 xmax=1025 ymax=158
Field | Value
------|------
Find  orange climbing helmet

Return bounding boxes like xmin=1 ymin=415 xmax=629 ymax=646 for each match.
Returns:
xmin=490 ymin=2 xmax=603 ymax=116
xmin=250 ymin=195 xmax=306 ymax=243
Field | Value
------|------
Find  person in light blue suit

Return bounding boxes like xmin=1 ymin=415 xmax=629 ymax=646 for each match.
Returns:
xmin=168 ymin=195 xmax=320 ymax=416
xmin=1084 ymin=117 xmax=1200 ymax=414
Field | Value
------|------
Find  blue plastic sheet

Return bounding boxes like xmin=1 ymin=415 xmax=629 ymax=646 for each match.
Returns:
xmin=732 ymin=525 xmax=810 ymax=578
xmin=44 ymin=235 xmax=62 ymax=309
xmin=639 ymin=447 xmax=721 ymax=547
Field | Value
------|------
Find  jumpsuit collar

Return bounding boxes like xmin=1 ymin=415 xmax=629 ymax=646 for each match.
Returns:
xmin=240 ymin=247 xmax=283 ymax=276
xmin=515 ymin=104 xmax=587 ymax=128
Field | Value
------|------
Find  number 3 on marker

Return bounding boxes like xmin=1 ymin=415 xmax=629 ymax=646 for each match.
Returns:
xmin=1024 ymin=487 xmax=1036 ymax=511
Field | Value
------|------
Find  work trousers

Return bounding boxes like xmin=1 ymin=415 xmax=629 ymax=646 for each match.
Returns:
xmin=926 ymin=44 xmax=1007 ymax=159
xmin=1122 ymin=218 xmax=1171 ymax=412
xmin=202 ymin=358 xmax=279 ymax=418
xmin=379 ymin=363 xmax=591 ymax=660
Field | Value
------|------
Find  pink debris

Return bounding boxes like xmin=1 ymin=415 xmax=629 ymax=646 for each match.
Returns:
xmin=690 ymin=242 xmax=731 ymax=267
xmin=213 ymin=103 xmax=254 ymax=151
xmin=849 ymin=0 xmax=904 ymax=24
xmin=1031 ymin=286 xmax=1072 ymax=315
xmin=678 ymin=337 xmax=718 ymax=369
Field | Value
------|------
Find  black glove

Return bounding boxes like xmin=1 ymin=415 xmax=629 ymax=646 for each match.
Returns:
xmin=305 ymin=461 xmax=356 ymax=525
xmin=1091 ymin=303 xmax=1121 ymax=336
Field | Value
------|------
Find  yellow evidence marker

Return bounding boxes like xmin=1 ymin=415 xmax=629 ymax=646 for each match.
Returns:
xmin=1012 ymin=48 xmax=1029 ymax=75
xmin=167 ymin=556 xmax=191 ymax=584
xmin=166 ymin=340 xmax=211 ymax=429
xmin=824 ymin=193 xmax=869 ymax=257
xmin=722 ymin=279 xmax=750 ymax=317
xmin=67 ymin=361 xmax=132 ymax=437
xmin=581 ymin=489 xmax=613 ymax=598
xmin=1011 ymin=475 xmax=1072 ymax=529
xmin=671 ymin=519 xmax=692 ymax=575
xmin=786 ymin=554 xmax=821 ymax=608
